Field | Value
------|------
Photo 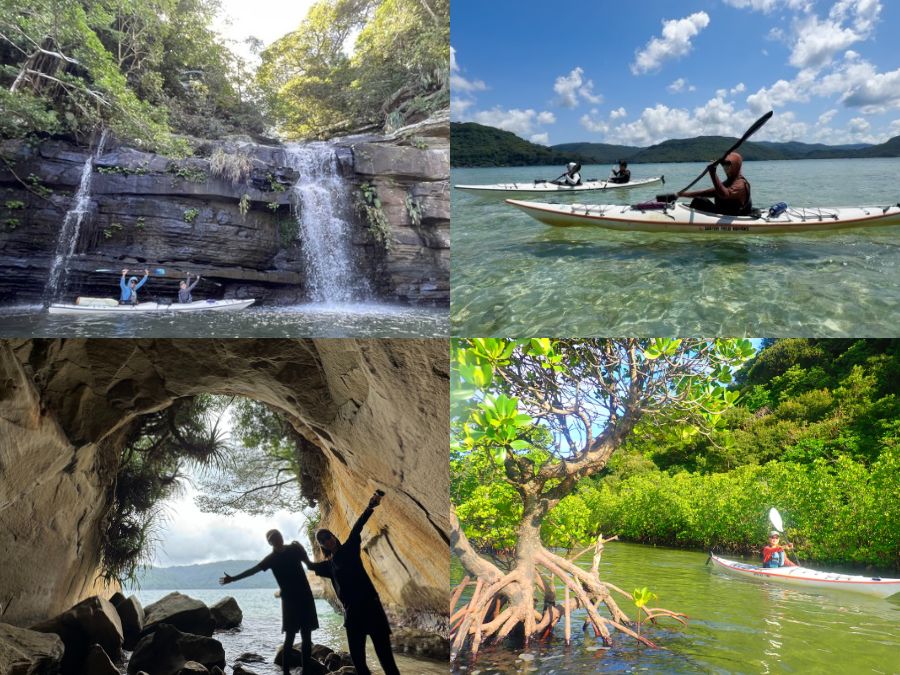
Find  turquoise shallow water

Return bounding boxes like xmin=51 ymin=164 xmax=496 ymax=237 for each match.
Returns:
xmin=451 ymin=158 xmax=900 ymax=336
xmin=451 ymin=542 xmax=900 ymax=674
xmin=127 ymin=588 xmax=446 ymax=674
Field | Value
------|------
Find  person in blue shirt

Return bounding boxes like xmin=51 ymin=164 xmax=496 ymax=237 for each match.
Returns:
xmin=178 ymin=273 xmax=201 ymax=303
xmin=119 ymin=268 xmax=149 ymax=304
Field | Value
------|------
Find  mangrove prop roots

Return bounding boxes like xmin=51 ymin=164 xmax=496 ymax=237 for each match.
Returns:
xmin=449 ymin=542 xmax=688 ymax=662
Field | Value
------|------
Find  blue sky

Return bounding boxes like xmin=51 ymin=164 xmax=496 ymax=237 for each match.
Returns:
xmin=451 ymin=0 xmax=900 ymax=147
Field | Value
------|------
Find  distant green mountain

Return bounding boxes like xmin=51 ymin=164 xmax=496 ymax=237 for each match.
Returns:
xmin=452 ymin=121 xmax=900 ymax=166
xmin=551 ymin=142 xmax=641 ymax=164
xmin=130 ymin=560 xmax=277 ymax=590
xmin=451 ymin=122 xmax=588 ymax=167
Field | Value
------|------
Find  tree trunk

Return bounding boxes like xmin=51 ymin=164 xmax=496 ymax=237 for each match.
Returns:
xmin=451 ymin=505 xmax=687 ymax=662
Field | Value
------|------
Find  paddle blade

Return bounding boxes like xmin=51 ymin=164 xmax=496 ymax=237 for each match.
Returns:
xmin=738 ymin=110 xmax=773 ymax=146
xmin=768 ymin=507 xmax=784 ymax=532
xmin=152 ymin=268 xmax=166 ymax=276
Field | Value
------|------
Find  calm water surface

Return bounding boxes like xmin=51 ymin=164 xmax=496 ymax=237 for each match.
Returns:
xmin=0 ymin=303 xmax=448 ymax=337
xmin=451 ymin=543 xmax=900 ymax=674
xmin=127 ymin=588 xmax=446 ymax=674
xmin=451 ymin=158 xmax=900 ymax=336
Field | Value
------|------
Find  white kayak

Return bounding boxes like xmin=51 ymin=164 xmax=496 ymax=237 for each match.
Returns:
xmin=710 ymin=554 xmax=900 ymax=598
xmin=455 ymin=175 xmax=664 ymax=196
xmin=506 ymin=200 xmax=900 ymax=234
xmin=48 ymin=298 xmax=255 ymax=314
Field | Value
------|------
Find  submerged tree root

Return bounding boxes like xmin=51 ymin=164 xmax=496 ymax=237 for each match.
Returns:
xmin=450 ymin=544 xmax=688 ymax=662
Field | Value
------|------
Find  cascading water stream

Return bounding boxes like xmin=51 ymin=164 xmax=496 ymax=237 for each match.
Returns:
xmin=44 ymin=129 xmax=108 ymax=303
xmin=284 ymin=142 xmax=370 ymax=304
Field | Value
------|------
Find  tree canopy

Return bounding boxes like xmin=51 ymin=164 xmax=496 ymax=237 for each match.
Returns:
xmin=1 ymin=0 xmax=266 ymax=153
xmin=256 ymin=0 xmax=449 ymax=138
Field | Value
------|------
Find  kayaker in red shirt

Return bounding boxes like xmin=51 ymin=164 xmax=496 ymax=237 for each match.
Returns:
xmin=762 ymin=531 xmax=797 ymax=568
xmin=678 ymin=151 xmax=752 ymax=215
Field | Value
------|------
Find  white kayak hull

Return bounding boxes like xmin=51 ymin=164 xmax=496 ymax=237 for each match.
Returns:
xmin=710 ymin=554 xmax=900 ymax=598
xmin=48 ymin=298 xmax=255 ymax=314
xmin=455 ymin=176 xmax=664 ymax=196
xmin=506 ymin=200 xmax=900 ymax=233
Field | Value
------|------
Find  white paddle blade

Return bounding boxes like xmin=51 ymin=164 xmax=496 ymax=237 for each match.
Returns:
xmin=769 ymin=507 xmax=784 ymax=532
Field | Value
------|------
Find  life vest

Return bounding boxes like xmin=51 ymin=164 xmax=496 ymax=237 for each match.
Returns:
xmin=715 ymin=175 xmax=752 ymax=215
xmin=762 ymin=545 xmax=784 ymax=568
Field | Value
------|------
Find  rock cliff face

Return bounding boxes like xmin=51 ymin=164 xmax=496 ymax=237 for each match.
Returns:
xmin=0 ymin=339 xmax=449 ymax=632
xmin=0 ymin=113 xmax=448 ymax=306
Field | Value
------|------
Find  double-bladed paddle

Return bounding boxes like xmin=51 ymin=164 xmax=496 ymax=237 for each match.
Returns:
xmin=768 ymin=506 xmax=800 ymax=564
xmin=675 ymin=110 xmax=774 ymax=197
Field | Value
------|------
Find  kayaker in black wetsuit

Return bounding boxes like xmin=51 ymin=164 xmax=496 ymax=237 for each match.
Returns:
xmin=178 ymin=273 xmax=201 ymax=303
xmin=678 ymin=151 xmax=752 ymax=215
xmin=303 ymin=491 xmax=400 ymax=675
xmin=220 ymin=531 xmax=318 ymax=675
xmin=609 ymin=160 xmax=631 ymax=184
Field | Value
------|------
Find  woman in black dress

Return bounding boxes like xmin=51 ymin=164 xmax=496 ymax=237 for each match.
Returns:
xmin=220 ymin=530 xmax=318 ymax=675
xmin=304 ymin=491 xmax=400 ymax=675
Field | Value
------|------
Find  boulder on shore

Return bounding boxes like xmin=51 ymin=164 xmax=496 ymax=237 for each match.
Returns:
xmin=127 ymin=623 xmax=224 ymax=675
xmin=30 ymin=595 xmax=124 ymax=674
xmin=82 ymin=643 xmax=119 ymax=675
xmin=116 ymin=595 xmax=144 ymax=649
xmin=0 ymin=623 xmax=65 ymax=675
xmin=141 ymin=592 xmax=215 ymax=637
xmin=209 ymin=596 xmax=242 ymax=629
xmin=390 ymin=627 xmax=450 ymax=660
xmin=108 ymin=592 xmax=126 ymax=608
xmin=176 ymin=662 xmax=209 ymax=674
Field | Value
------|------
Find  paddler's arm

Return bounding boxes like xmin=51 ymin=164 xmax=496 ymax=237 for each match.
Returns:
xmin=134 ymin=269 xmax=149 ymax=290
xmin=679 ymin=162 xmax=720 ymax=198
xmin=120 ymin=269 xmax=128 ymax=291
xmin=220 ymin=562 xmax=264 ymax=585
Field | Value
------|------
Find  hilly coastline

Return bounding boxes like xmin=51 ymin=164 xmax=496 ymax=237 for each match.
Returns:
xmin=452 ymin=122 xmax=900 ymax=167
xmin=130 ymin=560 xmax=277 ymax=590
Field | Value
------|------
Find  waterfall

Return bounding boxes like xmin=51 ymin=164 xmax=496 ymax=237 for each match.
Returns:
xmin=44 ymin=130 xmax=107 ymax=303
xmin=284 ymin=142 xmax=370 ymax=303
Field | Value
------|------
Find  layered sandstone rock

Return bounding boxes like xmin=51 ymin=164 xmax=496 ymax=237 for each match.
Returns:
xmin=0 ymin=339 xmax=449 ymax=635
xmin=0 ymin=623 xmax=65 ymax=675
xmin=0 ymin=112 xmax=448 ymax=306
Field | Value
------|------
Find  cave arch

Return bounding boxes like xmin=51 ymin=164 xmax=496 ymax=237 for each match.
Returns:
xmin=0 ymin=339 xmax=449 ymax=631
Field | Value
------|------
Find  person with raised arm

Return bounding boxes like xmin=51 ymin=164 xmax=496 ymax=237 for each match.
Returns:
xmin=303 ymin=490 xmax=400 ymax=675
xmin=220 ymin=530 xmax=319 ymax=675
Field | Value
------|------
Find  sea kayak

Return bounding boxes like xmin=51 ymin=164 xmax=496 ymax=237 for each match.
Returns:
xmin=506 ymin=200 xmax=900 ymax=233
xmin=48 ymin=298 xmax=255 ymax=314
xmin=455 ymin=175 xmax=664 ymax=196
xmin=710 ymin=554 xmax=900 ymax=598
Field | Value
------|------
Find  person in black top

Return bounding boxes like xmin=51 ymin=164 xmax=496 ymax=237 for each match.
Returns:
xmin=220 ymin=531 xmax=318 ymax=675
xmin=609 ymin=160 xmax=631 ymax=184
xmin=303 ymin=491 xmax=400 ymax=675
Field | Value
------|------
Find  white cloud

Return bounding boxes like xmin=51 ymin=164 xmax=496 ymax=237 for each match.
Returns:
xmin=580 ymin=113 xmax=609 ymax=134
xmin=530 ymin=133 xmax=550 ymax=145
xmin=450 ymin=46 xmax=487 ymax=93
xmin=721 ymin=0 xmax=812 ymax=11
xmin=789 ymin=1 xmax=882 ymax=70
xmin=631 ymin=12 xmax=710 ymax=75
xmin=848 ymin=116 xmax=870 ymax=133
xmin=667 ymin=77 xmax=696 ymax=93
xmin=817 ymin=109 xmax=838 ymax=125
xmin=610 ymin=107 xmax=628 ymax=120
xmin=153 ymin=481 xmax=306 ymax=567
xmin=553 ymin=67 xmax=603 ymax=107
xmin=472 ymin=107 xmax=556 ymax=138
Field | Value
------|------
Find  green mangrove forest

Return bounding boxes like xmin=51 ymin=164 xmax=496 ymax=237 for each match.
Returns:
xmin=450 ymin=338 xmax=899 ymax=658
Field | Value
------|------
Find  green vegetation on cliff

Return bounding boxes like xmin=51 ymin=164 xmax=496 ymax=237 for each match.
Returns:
xmin=0 ymin=0 xmax=266 ymax=153
xmin=1 ymin=0 xmax=448 ymax=149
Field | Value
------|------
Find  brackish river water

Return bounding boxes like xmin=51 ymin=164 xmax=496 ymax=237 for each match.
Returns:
xmin=451 ymin=158 xmax=900 ymax=336
xmin=126 ymin=588 xmax=446 ymax=675
xmin=0 ymin=302 xmax=448 ymax=337
xmin=451 ymin=543 xmax=900 ymax=674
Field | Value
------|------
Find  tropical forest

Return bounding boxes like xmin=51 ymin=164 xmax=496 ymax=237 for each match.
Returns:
xmin=450 ymin=338 xmax=899 ymax=669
